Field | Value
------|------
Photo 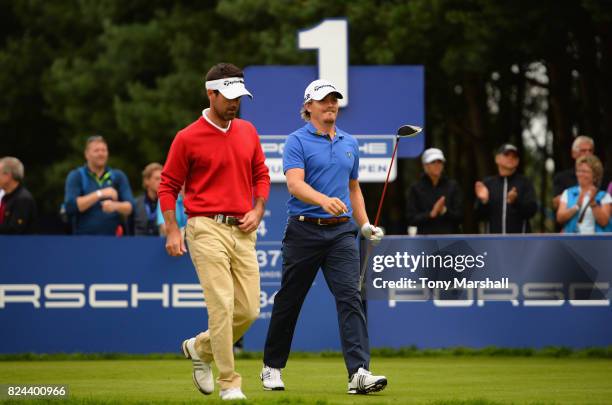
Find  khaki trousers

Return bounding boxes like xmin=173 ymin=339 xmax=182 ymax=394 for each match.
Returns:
xmin=186 ymin=216 xmax=260 ymax=390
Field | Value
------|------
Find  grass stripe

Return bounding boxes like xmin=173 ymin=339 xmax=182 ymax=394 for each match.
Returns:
xmin=1 ymin=358 xmax=611 ymax=404
xmin=1 ymin=346 xmax=611 ymax=361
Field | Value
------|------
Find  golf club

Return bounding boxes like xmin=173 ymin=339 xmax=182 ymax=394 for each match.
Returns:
xmin=373 ymin=125 xmax=422 ymax=227
xmin=359 ymin=124 xmax=423 ymax=295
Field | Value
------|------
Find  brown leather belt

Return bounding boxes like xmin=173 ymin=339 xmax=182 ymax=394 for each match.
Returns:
xmin=295 ymin=216 xmax=350 ymax=226
xmin=205 ymin=214 xmax=241 ymax=226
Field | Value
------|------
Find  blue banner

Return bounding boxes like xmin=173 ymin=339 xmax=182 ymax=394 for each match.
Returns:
xmin=1 ymin=235 xmax=611 ymax=353
xmin=243 ymin=66 xmax=425 ymax=158
xmin=368 ymin=301 xmax=612 ymax=348
xmin=365 ymin=235 xmax=612 ymax=349
xmin=0 ymin=236 xmax=339 ymax=353
xmin=363 ymin=235 xmax=612 ymax=302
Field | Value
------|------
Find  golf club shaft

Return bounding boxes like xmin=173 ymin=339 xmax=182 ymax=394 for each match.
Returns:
xmin=373 ymin=135 xmax=400 ymax=227
xmin=359 ymin=135 xmax=400 ymax=295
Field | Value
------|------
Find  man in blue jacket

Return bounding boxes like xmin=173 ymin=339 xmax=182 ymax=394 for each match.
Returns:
xmin=63 ymin=135 xmax=134 ymax=235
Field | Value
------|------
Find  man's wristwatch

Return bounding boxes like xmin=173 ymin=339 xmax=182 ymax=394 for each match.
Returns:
xmin=96 ymin=190 xmax=103 ymax=199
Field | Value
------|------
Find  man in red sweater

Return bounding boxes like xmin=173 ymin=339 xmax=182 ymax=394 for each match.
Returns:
xmin=158 ymin=63 xmax=270 ymax=401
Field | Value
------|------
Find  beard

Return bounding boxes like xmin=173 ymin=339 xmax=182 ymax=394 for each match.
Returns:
xmin=321 ymin=110 xmax=337 ymax=124
xmin=221 ymin=108 xmax=238 ymax=121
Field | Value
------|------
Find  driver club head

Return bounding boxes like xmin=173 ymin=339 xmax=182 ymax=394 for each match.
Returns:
xmin=397 ymin=124 xmax=422 ymax=137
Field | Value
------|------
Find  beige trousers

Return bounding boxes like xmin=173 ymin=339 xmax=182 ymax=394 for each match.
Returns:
xmin=186 ymin=216 xmax=260 ymax=390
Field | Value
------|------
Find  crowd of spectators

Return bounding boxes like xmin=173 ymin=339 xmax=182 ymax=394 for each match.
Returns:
xmin=405 ymin=136 xmax=611 ymax=235
xmin=1 ymin=135 xmax=610 ymax=236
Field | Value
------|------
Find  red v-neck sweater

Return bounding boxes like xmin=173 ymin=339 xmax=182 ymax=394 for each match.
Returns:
xmin=159 ymin=116 xmax=270 ymax=217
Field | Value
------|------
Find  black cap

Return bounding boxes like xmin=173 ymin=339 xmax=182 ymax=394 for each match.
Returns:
xmin=497 ymin=144 xmax=519 ymax=155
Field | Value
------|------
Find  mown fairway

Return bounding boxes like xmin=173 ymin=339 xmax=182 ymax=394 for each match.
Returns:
xmin=1 ymin=357 xmax=611 ymax=404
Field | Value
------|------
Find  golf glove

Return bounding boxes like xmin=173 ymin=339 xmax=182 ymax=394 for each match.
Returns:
xmin=361 ymin=222 xmax=384 ymax=244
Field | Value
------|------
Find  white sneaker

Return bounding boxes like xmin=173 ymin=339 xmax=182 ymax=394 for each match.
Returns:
xmin=260 ymin=365 xmax=285 ymax=390
xmin=220 ymin=387 xmax=247 ymax=400
xmin=181 ymin=338 xmax=214 ymax=395
xmin=347 ymin=367 xmax=387 ymax=394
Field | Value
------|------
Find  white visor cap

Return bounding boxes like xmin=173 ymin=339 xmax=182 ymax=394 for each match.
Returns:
xmin=422 ymin=148 xmax=446 ymax=164
xmin=303 ymin=79 xmax=343 ymax=104
xmin=205 ymin=77 xmax=253 ymax=100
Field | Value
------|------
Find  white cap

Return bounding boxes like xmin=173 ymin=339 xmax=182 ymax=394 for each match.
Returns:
xmin=303 ymin=79 xmax=343 ymax=104
xmin=421 ymin=148 xmax=446 ymax=164
xmin=205 ymin=77 xmax=252 ymax=100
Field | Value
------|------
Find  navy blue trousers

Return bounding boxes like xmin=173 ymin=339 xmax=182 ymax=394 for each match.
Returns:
xmin=263 ymin=218 xmax=370 ymax=376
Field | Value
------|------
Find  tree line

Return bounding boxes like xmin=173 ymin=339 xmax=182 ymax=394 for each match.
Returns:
xmin=1 ymin=0 xmax=610 ymax=233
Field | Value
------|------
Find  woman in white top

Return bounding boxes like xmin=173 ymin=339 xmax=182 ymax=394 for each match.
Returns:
xmin=557 ymin=155 xmax=611 ymax=234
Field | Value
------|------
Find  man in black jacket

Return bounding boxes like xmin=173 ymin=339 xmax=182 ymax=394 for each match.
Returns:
xmin=474 ymin=144 xmax=537 ymax=234
xmin=0 ymin=157 xmax=37 ymax=234
xmin=406 ymin=148 xmax=463 ymax=234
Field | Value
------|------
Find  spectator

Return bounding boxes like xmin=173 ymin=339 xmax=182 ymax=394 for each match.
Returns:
xmin=474 ymin=144 xmax=537 ymax=234
xmin=157 ymin=187 xmax=187 ymax=236
xmin=133 ymin=162 xmax=162 ymax=236
xmin=0 ymin=157 xmax=37 ymax=234
xmin=552 ymin=135 xmax=594 ymax=212
xmin=556 ymin=155 xmax=611 ymax=233
xmin=406 ymin=148 xmax=463 ymax=234
xmin=63 ymin=135 xmax=134 ymax=235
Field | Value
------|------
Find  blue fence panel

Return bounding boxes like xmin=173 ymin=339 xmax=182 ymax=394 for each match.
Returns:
xmin=0 ymin=236 xmax=339 ymax=353
xmin=1 ymin=235 xmax=610 ymax=353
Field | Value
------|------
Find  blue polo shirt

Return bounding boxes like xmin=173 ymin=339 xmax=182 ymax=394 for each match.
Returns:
xmin=283 ymin=122 xmax=359 ymax=218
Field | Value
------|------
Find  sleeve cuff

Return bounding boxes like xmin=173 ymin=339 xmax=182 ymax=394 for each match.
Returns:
xmin=64 ymin=199 xmax=78 ymax=215
xmin=283 ymin=164 xmax=304 ymax=173
xmin=159 ymin=195 xmax=177 ymax=213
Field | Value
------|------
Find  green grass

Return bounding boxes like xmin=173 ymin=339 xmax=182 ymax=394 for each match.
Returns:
xmin=2 ymin=346 xmax=611 ymax=361
xmin=1 ymin=357 xmax=611 ymax=404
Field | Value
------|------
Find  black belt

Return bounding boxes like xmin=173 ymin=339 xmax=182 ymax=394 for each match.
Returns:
xmin=205 ymin=214 xmax=241 ymax=226
xmin=294 ymin=216 xmax=350 ymax=226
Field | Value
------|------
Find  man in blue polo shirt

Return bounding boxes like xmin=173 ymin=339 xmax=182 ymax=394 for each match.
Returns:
xmin=64 ymin=135 xmax=134 ymax=235
xmin=260 ymin=80 xmax=387 ymax=395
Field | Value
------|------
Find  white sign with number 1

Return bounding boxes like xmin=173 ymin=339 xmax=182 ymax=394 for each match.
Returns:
xmin=298 ymin=19 xmax=349 ymax=108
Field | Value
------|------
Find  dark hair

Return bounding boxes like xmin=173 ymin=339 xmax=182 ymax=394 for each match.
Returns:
xmin=205 ymin=63 xmax=244 ymax=82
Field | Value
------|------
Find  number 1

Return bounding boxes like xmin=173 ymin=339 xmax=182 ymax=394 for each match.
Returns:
xmin=298 ymin=19 xmax=349 ymax=107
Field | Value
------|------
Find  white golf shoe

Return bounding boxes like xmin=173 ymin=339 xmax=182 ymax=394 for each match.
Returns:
xmin=219 ymin=387 xmax=247 ymax=400
xmin=347 ymin=367 xmax=387 ymax=394
xmin=260 ymin=365 xmax=285 ymax=390
xmin=181 ymin=337 xmax=214 ymax=395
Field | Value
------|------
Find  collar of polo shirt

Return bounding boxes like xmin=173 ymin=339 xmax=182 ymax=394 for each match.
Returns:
xmin=307 ymin=122 xmax=340 ymax=138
